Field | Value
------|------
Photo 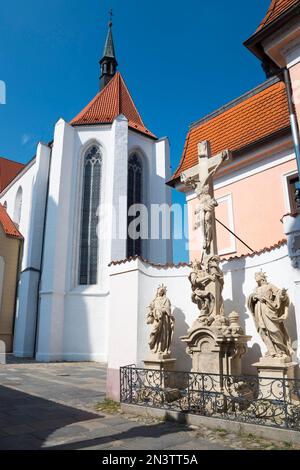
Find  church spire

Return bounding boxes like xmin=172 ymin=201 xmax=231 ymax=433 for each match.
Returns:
xmin=99 ymin=11 xmax=118 ymax=90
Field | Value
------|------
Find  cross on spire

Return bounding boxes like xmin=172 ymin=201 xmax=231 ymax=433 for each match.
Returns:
xmin=109 ymin=8 xmax=114 ymax=26
xmin=99 ymin=9 xmax=118 ymax=90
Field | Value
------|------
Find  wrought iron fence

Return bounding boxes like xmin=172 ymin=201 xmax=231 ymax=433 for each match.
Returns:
xmin=120 ymin=365 xmax=300 ymax=431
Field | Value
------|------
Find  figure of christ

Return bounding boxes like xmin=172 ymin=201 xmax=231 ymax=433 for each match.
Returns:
xmin=181 ymin=148 xmax=229 ymax=256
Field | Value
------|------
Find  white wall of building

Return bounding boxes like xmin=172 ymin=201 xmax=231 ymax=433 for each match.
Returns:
xmin=0 ymin=145 xmax=53 ymax=357
xmin=128 ymin=131 xmax=172 ymax=264
xmin=0 ymin=159 xmax=36 ymax=265
xmin=35 ymin=115 xmax=172 ymax=362
xmin=106 ymin=244 xmax=300 ymax=400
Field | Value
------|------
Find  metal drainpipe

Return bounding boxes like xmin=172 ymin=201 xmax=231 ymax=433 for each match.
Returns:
xmin=283 ymin=68 xmax=300 ymax=210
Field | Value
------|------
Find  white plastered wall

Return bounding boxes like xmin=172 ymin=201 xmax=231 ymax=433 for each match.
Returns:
xmin=106 ymin=244 xmax=300 ymax=400
xmin=0 ymin=144 xmax=52 ymax=357
xmin=128 ymin=131 xmax=172 ymax=264
xmin=36 ymin=115 xmax=171 ymax=362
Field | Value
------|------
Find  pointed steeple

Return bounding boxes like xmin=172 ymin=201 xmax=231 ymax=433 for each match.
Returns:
xmin=99 ymin=12 xmax=118 ymax=90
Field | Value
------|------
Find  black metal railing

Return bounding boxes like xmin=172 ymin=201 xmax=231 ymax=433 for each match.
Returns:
xmin=120 ymin=365 xmax=300 ymax=431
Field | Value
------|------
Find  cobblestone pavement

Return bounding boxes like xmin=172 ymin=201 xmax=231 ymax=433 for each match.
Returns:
xmin=0 ymin=359 xmax=298 ymax=450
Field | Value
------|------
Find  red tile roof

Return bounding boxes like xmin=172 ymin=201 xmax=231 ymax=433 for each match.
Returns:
xmin=0 ymin=157 xmax=25 ymax=192
xmin=256 ymin=0 xmax=299 ymax=33
xmin=70 ymin=72 xmax=157 ymax=139
xmin=0 ymin=204 xmax=23 ymax=239
xmin=171 ymin=80 xmax=290 ymax=181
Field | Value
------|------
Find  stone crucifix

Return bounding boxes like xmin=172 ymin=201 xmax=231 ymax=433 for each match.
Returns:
xmin=181 ymin=141 xmax=231 ymax=259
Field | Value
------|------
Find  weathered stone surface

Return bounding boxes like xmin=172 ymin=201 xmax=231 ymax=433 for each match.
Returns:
xmin=248 ymin=272 xmax=293 ymax=360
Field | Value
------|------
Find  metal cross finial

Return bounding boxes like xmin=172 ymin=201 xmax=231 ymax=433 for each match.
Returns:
xmin=108 ymin=8 xmax=113 ymax=26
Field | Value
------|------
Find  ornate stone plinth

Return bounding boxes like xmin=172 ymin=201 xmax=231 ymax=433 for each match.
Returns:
xmin=181 ymin=316 xmax=251 ymax=376
xmin=143 ymin=354 xmax=177 ymax=388
xmin=253 ymin=357 xmax=299 ymax=402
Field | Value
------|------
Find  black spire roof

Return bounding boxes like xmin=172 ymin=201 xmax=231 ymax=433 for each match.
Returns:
xmin=99 ymin=20 xmax=118 ymax=90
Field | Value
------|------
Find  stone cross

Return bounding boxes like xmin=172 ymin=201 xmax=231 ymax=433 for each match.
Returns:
xmin=181 ymin=141 xmax=231 ymax=258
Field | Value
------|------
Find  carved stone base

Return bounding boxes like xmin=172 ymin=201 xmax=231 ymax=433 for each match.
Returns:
xmin=253 ymin=358 xmax=299 ymax=402
xmin=143 ymin=356 xmax=177 ymax=388
xmin=181 ymin=318 xmax=251 ymax=376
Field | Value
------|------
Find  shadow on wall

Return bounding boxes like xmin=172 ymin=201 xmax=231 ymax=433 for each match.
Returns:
xmin=222 ymin=257 xmax=262 ymax=374
xmin=172 ymin=308 xmax=192 ymax=371
xmin=286 ymin=302 xmax=298 ymax=361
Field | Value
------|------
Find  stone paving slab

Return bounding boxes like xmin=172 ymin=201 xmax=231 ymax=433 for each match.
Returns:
xmin=0 ymin=358 xmax=298 ymax=450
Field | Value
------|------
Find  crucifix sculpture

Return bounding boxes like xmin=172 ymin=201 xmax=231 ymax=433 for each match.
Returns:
xmin=180 ymin=141 xmax=250 ymax=375
xmin=181 ymin=141 xmax=231 ymax=325
xmin=181 ymin=141 xmax=231 ymax=260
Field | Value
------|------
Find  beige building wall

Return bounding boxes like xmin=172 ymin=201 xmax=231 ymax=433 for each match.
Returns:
xmin=0 ymin=228 xmax=22 ymax=352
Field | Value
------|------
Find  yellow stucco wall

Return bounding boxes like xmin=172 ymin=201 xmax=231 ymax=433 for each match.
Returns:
xmin=0 ymin=228 xmax=21 ymax=352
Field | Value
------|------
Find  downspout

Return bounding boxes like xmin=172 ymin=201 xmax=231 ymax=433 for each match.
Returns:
xmin=33 ymin=145 xmax=53 ymax=356
xmin=283 ymin=68 xmax=300 ymax=210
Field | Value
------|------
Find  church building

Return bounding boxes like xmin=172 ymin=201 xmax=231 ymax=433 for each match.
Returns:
xmin=0 ymin=21 xmax=172 ymax=362
xmin=0 ymin=0 xmax=300 ymax=402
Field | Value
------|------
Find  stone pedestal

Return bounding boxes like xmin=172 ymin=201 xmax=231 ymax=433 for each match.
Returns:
xmin=143 ymin=354 xmax=177 ymax=389
xmin=181 ymin=318 xmax=251 ymax=377
xmin=253 ymin=357 xmax=299 ymax=402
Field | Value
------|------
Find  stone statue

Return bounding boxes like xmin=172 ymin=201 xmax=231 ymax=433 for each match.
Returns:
xmin=189 ymin=255 xmax=224 ymax=325
xmin=248 ymin=272 xmax=293 ymax=359
xmin=147 ymin=285 xmax=175 ymax=356
xmin=181 ymin=147 xmax=229 ymax=255
xmin=180 ymin=141 xmax=250 ymax=377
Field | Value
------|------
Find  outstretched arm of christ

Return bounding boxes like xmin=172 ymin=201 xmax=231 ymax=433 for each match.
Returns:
xmin=202 ymin=151 xmax=229 ymax=188
xmin=180 ymin=173 xmax=198 ymax=189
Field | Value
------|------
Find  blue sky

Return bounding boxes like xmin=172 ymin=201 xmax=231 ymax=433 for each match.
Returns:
xmin=0 ymin=0 xmax=270 ymax=262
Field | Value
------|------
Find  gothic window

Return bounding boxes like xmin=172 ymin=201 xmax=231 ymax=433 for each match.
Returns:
xmin=13 ymin=187 xmax=22 ymax=228
xmin=79 ymin=145 xmax=102 ymax=285
xmin=127 ymin=153 xmax=143 ymax=258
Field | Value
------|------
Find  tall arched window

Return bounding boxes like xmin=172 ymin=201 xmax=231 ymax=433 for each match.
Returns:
xmin=127 ymin=153 xmax=143 ymax=258
xmin=79 ymin=145 xmax=102 ymax=285
xmin=13 ymin=187 xmax=22 ymax=228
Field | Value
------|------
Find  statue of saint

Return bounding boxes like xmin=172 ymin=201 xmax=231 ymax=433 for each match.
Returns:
xmin=147 ymin=285 xmax=175 ymax=356
xmin=189 ymin=255 xmax=224 ymax=323
xmin=247 ymin=272 xmax=293 ymax=359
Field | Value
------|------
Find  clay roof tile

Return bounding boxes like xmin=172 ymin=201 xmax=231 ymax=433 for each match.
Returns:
xmin=256 ymin=0 xmax=299 ymax=33
xmin=70 ymin=72 xmax=157 ymax=139
xmin=171 ymin=80 xmax=290 ymax=181
xmin=0 ymin=204 xmax=23 ymax=239
xmin=0 ymin=157 xmax=25 ymax=192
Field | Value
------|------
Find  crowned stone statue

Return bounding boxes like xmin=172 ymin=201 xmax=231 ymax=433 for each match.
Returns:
xmin=248 ymin=272 xmax=293 ymax=360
